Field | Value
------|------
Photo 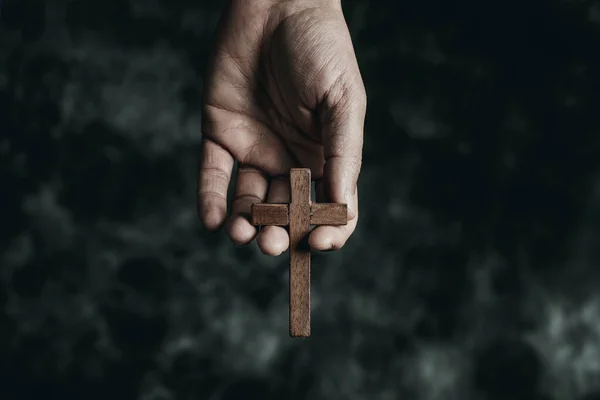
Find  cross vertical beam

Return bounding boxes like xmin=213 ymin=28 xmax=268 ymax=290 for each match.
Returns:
xmin=289 ymin=168 xmax=312 ymax=337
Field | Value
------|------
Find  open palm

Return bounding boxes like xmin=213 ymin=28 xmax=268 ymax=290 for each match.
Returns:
xmin=199 ymin=0 xmax=366 ymax=255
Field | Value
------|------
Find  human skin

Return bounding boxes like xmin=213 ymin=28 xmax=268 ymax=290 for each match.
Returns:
xmin=197 ymin=0 xmax=367 ymax=255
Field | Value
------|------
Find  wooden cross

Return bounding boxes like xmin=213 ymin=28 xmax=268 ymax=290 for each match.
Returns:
xmin=251 ymin=168 xmax=347 ymax=338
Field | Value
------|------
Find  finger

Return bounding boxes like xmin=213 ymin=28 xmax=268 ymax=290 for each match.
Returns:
xmin=320 ymin=78 xmax=367 ymax=220
xmin=256 ymin=177 xmax=290 ymax=256
xmin=202 ymin=107 xmax=295 ymax=176
xmin=197 ymin=138 xmax=234 ymax=231
xmin=309 ymin=182 xmax=358 ymax=251
xmin=226 ymin=165 xmax=269 ymax=245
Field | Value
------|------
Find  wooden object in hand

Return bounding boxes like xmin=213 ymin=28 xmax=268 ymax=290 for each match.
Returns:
xmin=251 ymin=168 xmax=348 ymax=337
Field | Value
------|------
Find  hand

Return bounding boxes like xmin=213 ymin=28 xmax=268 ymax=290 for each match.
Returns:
xmin=198 ymin=0 xmax=366 ymax=255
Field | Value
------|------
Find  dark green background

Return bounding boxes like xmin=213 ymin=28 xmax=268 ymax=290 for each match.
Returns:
xmin=1 ymin=0 xmax=600 ymax=399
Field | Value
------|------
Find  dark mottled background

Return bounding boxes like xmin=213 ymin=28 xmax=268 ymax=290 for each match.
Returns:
xmin=1 ymin=0 xmax=600 ymax=399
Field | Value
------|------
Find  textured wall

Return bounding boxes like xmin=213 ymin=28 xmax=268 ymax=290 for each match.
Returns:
xmin=1 ymin=0 xmax=600 ymax=399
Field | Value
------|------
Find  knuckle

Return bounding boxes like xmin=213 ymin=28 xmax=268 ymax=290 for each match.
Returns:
xmin=326 ymin=74 xmax=367 ymax=117
xmin=356 ymin=83 xmax=367 ymax=111
xmin=201 ymin=166 xmax=230 ymax=183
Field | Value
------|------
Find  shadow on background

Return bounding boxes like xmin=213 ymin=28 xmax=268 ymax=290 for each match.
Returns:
xmin=1 ymin=0 xmax=600 ymax=399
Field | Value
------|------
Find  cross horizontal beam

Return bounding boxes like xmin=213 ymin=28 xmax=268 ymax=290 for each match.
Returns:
xmin=251 ymin=203 xmax=288 ymax=226
xmin=251 ymin=203 xmax=347 ymax=226
xmin=310 ymin=203 xmax=347 ymax=225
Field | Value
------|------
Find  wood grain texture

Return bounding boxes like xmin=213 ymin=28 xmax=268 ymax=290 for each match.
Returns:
xmin=251 ymin=203 xmax=289 ymax=226
xmin=246 ymin=168 xmax=350 ymax=338
xmin=310 ymin=203 xmax=348 ymax=225
xmin=289 ymin=168 xmax=311 ymax=338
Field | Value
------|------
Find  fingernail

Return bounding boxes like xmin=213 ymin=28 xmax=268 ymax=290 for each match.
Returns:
xmin=314 ymin=244 xmax=336 ymax=253
xmin=314 ymin=239 xmax=338 ymax=252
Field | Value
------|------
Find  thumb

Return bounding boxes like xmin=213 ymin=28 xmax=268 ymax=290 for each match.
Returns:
xmin=320 ymin=78 xmax=366 ymax=220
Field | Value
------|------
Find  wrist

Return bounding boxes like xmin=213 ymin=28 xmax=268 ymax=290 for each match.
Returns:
xmin=230 ymin=0 xmax=341 ymax=11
